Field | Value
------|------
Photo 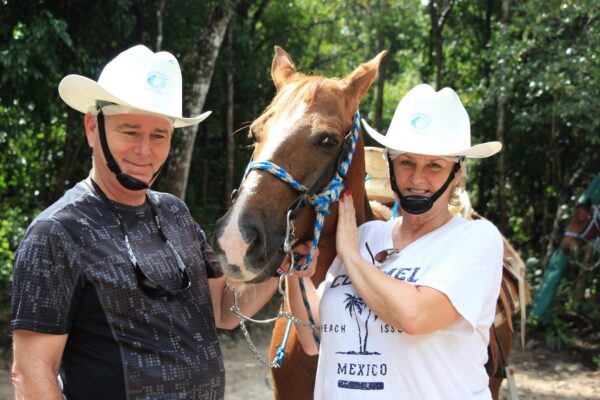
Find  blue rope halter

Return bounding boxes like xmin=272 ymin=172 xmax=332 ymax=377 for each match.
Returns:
xmin=243 ymin=112 xmax=360 ymax=271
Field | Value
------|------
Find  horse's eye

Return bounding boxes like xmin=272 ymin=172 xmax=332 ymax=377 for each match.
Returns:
xmin=319 ymin=134 xmax=339 ymax=150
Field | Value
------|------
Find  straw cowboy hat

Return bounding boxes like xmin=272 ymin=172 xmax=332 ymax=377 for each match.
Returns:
xmin=58 ymin=44 xmax=210 ymax=128
xmin=362 ymin=84 xmax=501 ymax=158
xmin=364 ymin=147 xmax=395 ymax=204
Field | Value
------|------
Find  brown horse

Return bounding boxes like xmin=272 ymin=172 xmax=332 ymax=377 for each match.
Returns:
xmin=213 ymin=46 xmax=384 ymax=399
xmin=530 ymin=183 xmax=600 ymax=324
xmin=213 ymin=47 xmax=521 ymax=400
xmin=564 ymin=198 xmax=600 ymax=301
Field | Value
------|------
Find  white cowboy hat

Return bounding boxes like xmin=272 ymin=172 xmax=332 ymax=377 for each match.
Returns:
xmin=363 ymin=84 xmax=501 ymax=158
xmin=58 ymin=44 xmax=211 ymax=128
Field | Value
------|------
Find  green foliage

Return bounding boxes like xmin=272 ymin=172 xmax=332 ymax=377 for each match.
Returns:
xmin=0 ymin=102 xmax=69 ymax=278
xmin=0 ymin=0 xmax=599 ymax=351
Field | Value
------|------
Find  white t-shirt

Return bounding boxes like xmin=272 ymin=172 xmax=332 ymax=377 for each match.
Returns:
xmin=314 ymin=215 xmax=503 ymax=400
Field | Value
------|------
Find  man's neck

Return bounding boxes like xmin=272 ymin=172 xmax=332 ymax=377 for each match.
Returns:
xmin=90 ymin=169 xmax=147 ymax=206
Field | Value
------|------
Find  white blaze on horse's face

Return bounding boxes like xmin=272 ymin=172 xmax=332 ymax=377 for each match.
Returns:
xmin=216 ymin=102 xmax=308 ymax=281
xmin=256 ymin=102 xmax=307 ymax=162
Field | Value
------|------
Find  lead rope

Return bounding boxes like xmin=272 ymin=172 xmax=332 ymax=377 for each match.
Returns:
xmin=229 ymin=112 xmax=360 ymax=369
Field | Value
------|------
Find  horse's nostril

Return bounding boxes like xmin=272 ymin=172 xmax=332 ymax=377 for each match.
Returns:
xmin=240 ymin=215 xmax=267 ymax=257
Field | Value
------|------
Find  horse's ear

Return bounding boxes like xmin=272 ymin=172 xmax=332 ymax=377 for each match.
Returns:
xmin=341 ymin=50 xmax=388 ymax=102
xmin=271 ymin=46 xmax=297 ymax=91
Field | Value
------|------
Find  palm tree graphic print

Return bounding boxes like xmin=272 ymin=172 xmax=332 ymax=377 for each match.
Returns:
xmin=337 ymin=293 xmax=380 ymax=355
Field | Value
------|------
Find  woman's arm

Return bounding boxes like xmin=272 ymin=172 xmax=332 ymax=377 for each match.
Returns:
xmin=284 ymin=244 xmax=321 ymax=355
xmin=285 ymin=274 xmax=321 ymax=355
xmin=336 ymin=192 xmax=461 ymax=334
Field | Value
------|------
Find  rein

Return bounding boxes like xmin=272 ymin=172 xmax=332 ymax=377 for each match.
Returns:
xmin=227 ymin=112 xmax=361 ymax=368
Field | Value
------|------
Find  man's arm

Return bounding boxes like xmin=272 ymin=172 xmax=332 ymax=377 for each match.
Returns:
xmin=209 ymin=276 xmax=279 ymax=330
xmin=12 ymin=330 xmax=67 ymax=400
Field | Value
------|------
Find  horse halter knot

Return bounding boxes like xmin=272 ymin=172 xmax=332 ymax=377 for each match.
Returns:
xmin=241 ymin=112 xmax=360 ymax=272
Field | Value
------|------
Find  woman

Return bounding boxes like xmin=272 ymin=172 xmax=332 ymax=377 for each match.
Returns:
xmin=287 ymin=84 xmax=504 ymax=399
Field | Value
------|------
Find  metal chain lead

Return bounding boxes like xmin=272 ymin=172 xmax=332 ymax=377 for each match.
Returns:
xmin=226 ymin=281 xmax=318 ymax=368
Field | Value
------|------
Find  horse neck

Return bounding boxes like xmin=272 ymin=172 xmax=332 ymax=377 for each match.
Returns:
xmin=312 ymin=130 xmax=373 ymax=284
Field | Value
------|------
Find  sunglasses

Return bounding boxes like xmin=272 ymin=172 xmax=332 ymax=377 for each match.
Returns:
xmin=365 ymin=242 xmax=400 ymax=265
xmin=90 ymin=178 xmax=191 ymax=298
xmin=126 ymin=234 xmax=191 ymax=298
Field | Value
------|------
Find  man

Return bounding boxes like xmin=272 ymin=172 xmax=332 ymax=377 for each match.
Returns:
xmin=11 ymin=44 xmax=278 ymax=400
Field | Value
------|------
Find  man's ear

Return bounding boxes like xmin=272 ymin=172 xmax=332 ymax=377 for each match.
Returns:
xmin=84 ymin=113 xmax=97 ymax=148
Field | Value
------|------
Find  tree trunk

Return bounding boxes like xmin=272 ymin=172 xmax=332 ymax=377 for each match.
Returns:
xmin=574 ymin=245 xmax=594 ymax=301
xmin=496 ymin=98 xmax=507 ymax=234
xmin=155 ymin=0 xmax=166 ymax=51
xmin=373 ymin=0 xmax=388 ymax=130
xmin=495 ymin=0 xmax=511 ymax=234
xmin=544 ymin=95 xmax=565 ymax=261
xmin=433 ymin=29 xmax=443 ymax=90
xmin=156 ymin=2 xmax=234 ymax=200
xmin=428 ymin=1 xmax=455 ymax=90
xmin=224 ymin=31 xmax=235 ymax=208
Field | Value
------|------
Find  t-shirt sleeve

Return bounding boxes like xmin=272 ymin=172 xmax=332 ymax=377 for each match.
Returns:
xmin=416 ymin=219 xmax=503 ymax=330
xmin=11 ymin=218 xmax=82 ymax=334
xmin=194 ymin=225 xmax=224 ymax=279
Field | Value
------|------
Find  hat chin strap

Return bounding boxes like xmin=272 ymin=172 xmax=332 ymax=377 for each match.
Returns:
xmin=387 ymin=155 xmax=461 ymax=215
xmin=97 ymin=111 xmax=162 ymax=191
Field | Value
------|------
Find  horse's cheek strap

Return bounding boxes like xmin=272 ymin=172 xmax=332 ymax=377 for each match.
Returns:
xmin=288 ymin=194 xmax=310 ymax=220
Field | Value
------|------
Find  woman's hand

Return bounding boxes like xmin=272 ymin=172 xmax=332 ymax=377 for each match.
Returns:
xmin=336 ymin=190 xmax=360 ymax=263
xmin=278 ymin=242 xmax=319 ymax=278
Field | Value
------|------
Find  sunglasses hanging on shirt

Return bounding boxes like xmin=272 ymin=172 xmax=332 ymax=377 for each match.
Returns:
xmin=365 ymin=242 xmax=401 ymax=265
xmin=88 ymin=178 xmax=191 ymax=298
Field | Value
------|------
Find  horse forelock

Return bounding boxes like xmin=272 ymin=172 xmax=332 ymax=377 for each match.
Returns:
xmin=262 ymin=75 xmax=344 ymax=121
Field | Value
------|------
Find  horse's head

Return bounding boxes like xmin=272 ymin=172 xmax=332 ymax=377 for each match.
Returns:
xmin=561 ymin=198 xmax=600 ymax=251
xmin=214 ymin=46 xmax=385 ymax=282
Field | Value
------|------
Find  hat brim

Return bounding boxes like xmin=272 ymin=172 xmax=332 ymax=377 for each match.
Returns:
xmin=362 ymin=119 xmax=502 ymax=158
xmin=58 ymin=75 xmax=211 ymax=128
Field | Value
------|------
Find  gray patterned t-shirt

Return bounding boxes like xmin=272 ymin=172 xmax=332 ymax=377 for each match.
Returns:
xmin=11 ymin=179 xmax=225 ymax=399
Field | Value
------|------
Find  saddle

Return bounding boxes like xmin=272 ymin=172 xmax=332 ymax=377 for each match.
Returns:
xmin=486 ymin=230 xmax=531 ymax=378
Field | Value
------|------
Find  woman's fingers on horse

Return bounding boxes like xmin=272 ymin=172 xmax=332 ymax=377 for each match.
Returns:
xmin=345 ymin=190 xmax=356 ymax=220
xmin=291 ymin=242 xmax=311 ymax=256
xmin=297 ymin=249 xmax=318 ymax=278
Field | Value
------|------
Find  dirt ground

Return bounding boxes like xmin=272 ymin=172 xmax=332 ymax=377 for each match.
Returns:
xmin=2 ymin=329 xmax=599 ymax=400
xmin=221 ymin=328 xmax=600 ymax=400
